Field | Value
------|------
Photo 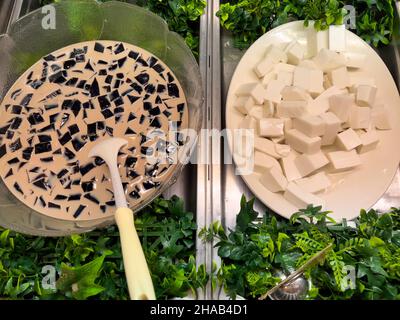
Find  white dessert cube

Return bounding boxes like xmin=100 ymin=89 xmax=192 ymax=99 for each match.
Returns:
xmin=275 ymin=143 xmax=291 ymax=157
xmin=281 ymin=86 xmax=311 ymax=101
xmin=263 ymin=100 xmax=275 ymax=117
xmin=262 ymin=71 xmax=277 ymax=86
xmin=329 ymin=25 xmax=346 ymax=52
xmin=236 ymin=83 xmax=265 ymax=105
xmin=259 ymin=118 xmax=285 ymax=138
xmin=276 ymin=100 xmax=307 ymax=118
xmin=254 ymin=150 xmax=282 ymax=173
xmin=372 ymin=105 xmax=392 ymax=130
xmin=254 ymin=136 xmax=281 ymax=159
xmin=234 ymin=96 xmax=255 ymax=115
xmin=274 ymin=63 xmax=296 ymax=73
xmin=313 ymin=48 xmax=346 ymax=72
xmin=260 ymin=166 xmax=288 ymax=193
xmin=293 ymin=66 xmax=324 ymax=96
xmin=348 ymin=106 xmax=371 ymax=129
xmin=357 ymin=130 xmax=379 ymax=154
xmin=307 ymin=26 xmax=329 ymax=57
xmin=277 ymin=71 xmax=294 ymax=86
xmin=327 ymin=150 xmax=361 ymax=171
xmin=328 ymin=66 xmax=350 ymax=89
xmin=294 ymin=151 xmax=329 ymax=177
xmin=336 ymin=128 xmax=362 ymax=151
xmin=329 ymin=94 xmax=354 ymax=122
xmin=343 ymin=52 xmax=366 ymax=69
xmin=284 ymin=182 xmax=325 ymax=209
xmin=249 ymin=106 xmax=264 ymax=120
xmin=285 ymin=129 xmax=322 ymax=154
xmin=280 ymin=150 xmax=303 ymax=181
xmin=308 ymin=86 xmax=347 ymax=116
xmin=295 ymin=172 xmax=331 ymax=194
xmin=266 ymin=45 xmax=288 ymax=63
xmin=286 ymin=41 xmax=305 ymax=65
xmin=265 ymin=80 xmax=286 ymax=104
xmin=254 ymin=56 xmax=274 ymax=78
xmin=293 ymin=115 xmax=325 ymax=138
xmin=319 ymin=112 xmax=341 ymax=145
xmin=240 ymin=115 xmax=258 ymax=131
xmin=356 ymin=85 xmax=377 ymax=107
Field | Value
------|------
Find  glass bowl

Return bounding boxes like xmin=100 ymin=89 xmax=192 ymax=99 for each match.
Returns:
xmin=0 ymin=0 xmax=203 ymax=236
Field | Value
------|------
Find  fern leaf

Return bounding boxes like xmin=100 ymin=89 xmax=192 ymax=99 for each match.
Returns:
xmin=294 ymin=232 xmax=324 ymax=253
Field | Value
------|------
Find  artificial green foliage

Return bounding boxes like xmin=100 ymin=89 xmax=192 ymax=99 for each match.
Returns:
xmin=201 ymin=195 xmax=400 ymax=300
xmin=217 ymin=0 xmax=397 ymax=49
xmin=0 ymin=196 xmax=207 ymax=300
xmin=39 ymin=0 xmax=206 ymax=57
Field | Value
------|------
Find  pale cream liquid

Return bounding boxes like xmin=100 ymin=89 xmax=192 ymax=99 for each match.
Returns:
xmin=0 ymin=41 xmax=188 ymax=220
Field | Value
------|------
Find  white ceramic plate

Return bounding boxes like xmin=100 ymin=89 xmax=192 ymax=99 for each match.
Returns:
xmin=226 ymin=21 xmax=400 ymax=221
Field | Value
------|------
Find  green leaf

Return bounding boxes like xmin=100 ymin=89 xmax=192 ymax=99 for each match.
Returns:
xmin=236 ymin=195 xmax=259 ymax=232
xmin=56 ymin=255 xmax=106 ymax=300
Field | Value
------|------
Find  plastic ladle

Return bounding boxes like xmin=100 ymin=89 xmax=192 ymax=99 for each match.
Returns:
xmin=89 ymin=137 xmax=156 ymax=300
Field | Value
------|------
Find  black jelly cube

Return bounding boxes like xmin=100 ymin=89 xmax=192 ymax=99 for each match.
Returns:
xmin=64 ymin=59 xmax=76 ymax=70
xmin=118 ymin=57 xmax=127 ymax=68
xmin=98 ymin=95 xmax=111 ymax=109
xmin=85 ymin=60 xmax=94 ymax=71
xmin=128 ymin=50 xmax=139 ymax=59
xmin=145 ymin=84 xmax=156 ymax=94
xmin=80 ymin=162 xmax=95 ymax=176
xmin=9 ymin=138 xmax=22 ymax=152
xmin=59 ymin=132 xmax=72 ymax=145
xmin=68 ymin=124 xmax=79 ymax=135
xmin=157 ymin=84 xmax=166 ymax=93
xmin=10 ymin=117 xmax=22 ymax=129
xmin=125 ymin=156 xmax=137 ymax=167
xmin=0 ymin=144 xmax=6 ymax=158
xmin=35 ymin=141 xmax=52 ymax=154
xmin=105 ymin=75 xmax=113 ymax=84
xmin=22 ymin=147 xmax=33 ymax=160
xmin=167 ymin=83 xmax=180 ymax=98
xmin=152 ymin=63 xmax=165 ymax=73
xmin=48 ymin=202 xmax=61 ymax=209
xmin=149 ymin=106 xmax=161 ymax=116
xmin=135 ymin=73 xmax=149 ymax=85
xmin=64 ymin=147 xmax=75 ymax=160
xmin=114 ymin=43 xmax=125 ymax=54
xmin=143 ymin=102 xmax=152 ymax=110
xmin=101 ymin=109 xmax=113 ymax=119
xmin=11 ymin=105 xmax=22 ymax=114
xmin=130 ymin=83 xmax=143 ymax=94
xmin=81 ymin=181 xmax=94 ymax=192
xmin=125 ymin=127 xmax=136 ymax=135
xmin=84 ymin=193 xmax=99 ymax=204
xmin=94 ymin=42 xmax=104 ymax=53
xmin=71 ymin=138 xmax=86 ymax=152
xmin=90 ymin=78 xmax=100 ymax=97
xmin=127 ymin=95 xmax=140 ymax=104
xmin=49 ymin=71 xmax=67 ymax=84
xmin=73 ymin=205 xmax=86 ymax=218
xmin=14 ymin=182 xmax=23 ymax=194
xmin=150 ymin=117 xmax=162 ymax=128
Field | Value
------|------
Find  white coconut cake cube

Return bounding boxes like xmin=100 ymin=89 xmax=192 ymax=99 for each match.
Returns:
xmin=284 ymin=182 xmax=325 ymax=209
xmin=260 ymin=166 xmax=288 ymax=193
xmin=293 ymin=115 xmax=325 ymax=138
xmin=285 ymin=129 xmax=322 ymax=154
xmin=294 ymin=151 xmax=329 ymax=177
xmin=319 ymin=112 xmax=341 ymax=145
xmin=295 ymin=172 xmax=331 ymax=194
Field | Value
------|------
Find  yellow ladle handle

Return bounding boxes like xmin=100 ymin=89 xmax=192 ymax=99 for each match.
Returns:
xmin=115 ymin=207 xmax=156 ymax=300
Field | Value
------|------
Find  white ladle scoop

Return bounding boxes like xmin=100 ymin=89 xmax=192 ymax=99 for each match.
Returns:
xmin=89 ymin=137 xmax=156 ymax=300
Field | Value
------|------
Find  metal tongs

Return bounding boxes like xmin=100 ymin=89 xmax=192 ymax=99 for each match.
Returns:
xmin=259 ymin=243 xmax=333 ymax=300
